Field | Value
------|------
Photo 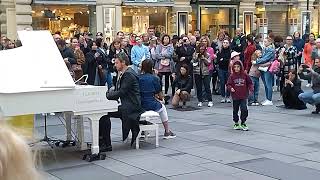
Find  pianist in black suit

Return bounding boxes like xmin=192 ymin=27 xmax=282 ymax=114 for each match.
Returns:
xmin=99 ymin=52 xmax=144 ymax=151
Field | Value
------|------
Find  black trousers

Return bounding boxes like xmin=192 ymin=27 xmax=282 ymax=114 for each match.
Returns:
xmin=233 ymin=99 xmax=248 ymax=124
xmin=158 ymin=72 xmax=174 ymax=95
xmin=282 ymin=87 xmax=307 ymax=110
xmin=99 ymin=111 xmax=122 ymax=146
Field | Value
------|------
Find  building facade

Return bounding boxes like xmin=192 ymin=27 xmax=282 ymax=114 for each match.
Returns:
xmin=0 ymin=0 xmax=191 ymax=40
xmin=0 ymin=0 xmax=319 ymax=40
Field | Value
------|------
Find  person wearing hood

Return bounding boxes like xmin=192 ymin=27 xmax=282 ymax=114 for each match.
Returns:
xmin=298 ymin=58 xmax=320 ymax=114
xmin=227 ymin=60 xmax=253 ymax=131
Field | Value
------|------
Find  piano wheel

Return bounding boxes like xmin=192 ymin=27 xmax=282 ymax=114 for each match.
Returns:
xmin=62 ymin=142 xmax=68 ymax=148
xmin=99 ymin=153 xmax=106 ymax=160
xmin=72 ymin=141 xmax=76 ymax=146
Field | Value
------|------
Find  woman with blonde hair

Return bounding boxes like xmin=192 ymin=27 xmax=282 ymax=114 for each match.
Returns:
xmin=0 ymin=124 xmax=41 ymax=180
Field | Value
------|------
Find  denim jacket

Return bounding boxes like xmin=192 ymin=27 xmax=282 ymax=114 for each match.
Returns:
xmin=256 ymin=46 xmax=275 ymax=65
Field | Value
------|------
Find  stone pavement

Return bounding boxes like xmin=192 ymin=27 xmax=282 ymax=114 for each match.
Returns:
xmin=35 ymin=90 xmax=320 ymax=180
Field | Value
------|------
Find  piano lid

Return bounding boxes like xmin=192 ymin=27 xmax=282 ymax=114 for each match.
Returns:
xmin=0 ymin=30 xmax=75 ymax=93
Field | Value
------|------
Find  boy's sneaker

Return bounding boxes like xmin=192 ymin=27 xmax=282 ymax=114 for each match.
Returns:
xmin=233 ymin=123 xmax=241 ymax=130
xmin=306 ymin=83 xmax=312 ymax=88
xmin=197 ymin=102 xmax=203 ymax=107
xmin=226 ymin=98 xmax=231 ymax=103
xmin=221 ymin=98 xmax=226 ymax=103
xmin=254 ymin=102 xmax=260 ymax=106
xmin=164 ymin=131 xmax=176 ymax=139
xmin=241 ymin=123 xmax=249 ymax=131
xmin=208 ymin=101 xmax=213 ymax=107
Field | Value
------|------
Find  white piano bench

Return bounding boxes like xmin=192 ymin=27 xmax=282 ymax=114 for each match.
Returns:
xmin=136 ymin=111 xmax=160 ymax=149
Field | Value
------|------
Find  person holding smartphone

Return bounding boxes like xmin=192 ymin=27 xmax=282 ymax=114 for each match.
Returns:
xmin=298 ymin=58 xmax=320 ymax=114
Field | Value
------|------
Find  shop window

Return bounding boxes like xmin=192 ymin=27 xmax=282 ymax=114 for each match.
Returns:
xmin=258 ymin=18 xmax=268 ymax=38
xmin=289 ymin=18 xmax=298 ymax=35
xmin=301 ymin=11 xmax=311 ymax=35
xmin=178 ymin=12 xmax=188 ymax=36
xmin=243 ymin=12 xmax=253 ymax=35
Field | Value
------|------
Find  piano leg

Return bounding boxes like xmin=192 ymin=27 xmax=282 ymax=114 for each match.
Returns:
xmin=76 ymin=116 xmax=87 ymax=150
xmin=64 ymin=113 xmax=72 ymax=141
xmin=82 ymin=113 xmax=106 ymax=162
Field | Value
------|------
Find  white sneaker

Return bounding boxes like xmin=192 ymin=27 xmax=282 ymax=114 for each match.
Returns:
xmin=261 ymin=100 xmax=267 ymax=105
xmin=226 ymin=98 xmax=231 ymax=103
xmin=262 ymin=100 xmax=273 ymax=106
xmin=208 ymin=102 xmax=213 ymax=107
xmin=306 ymin=83 xmax=312 ymax=88
xmin=197 ymin=102 xmax=203 ymax=107
xmin=221 ymin=99 xmax=226 ymax=103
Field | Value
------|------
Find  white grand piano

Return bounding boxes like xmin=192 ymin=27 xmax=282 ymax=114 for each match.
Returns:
xmin=0 ymin=30 xmax=118 ymax=161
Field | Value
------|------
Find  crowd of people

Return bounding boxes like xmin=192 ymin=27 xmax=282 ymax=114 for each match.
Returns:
xmin=1 ymin=26 xmax=320 ymax=150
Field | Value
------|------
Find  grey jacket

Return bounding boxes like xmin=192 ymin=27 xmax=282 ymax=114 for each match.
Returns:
xmin=299 ymin=68 xmax=320 ymax=93
xmin=192 ymin=52 xmax=211 ymax=76
xmin=155 ymin=44 xmax=175 ymax=72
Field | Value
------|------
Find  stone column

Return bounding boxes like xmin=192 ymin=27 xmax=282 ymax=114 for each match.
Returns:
xmin=0 ymin=0 xmax=15 ymax=38
xmin=172 ymin=0 xmax=192 ymax=35
xmin=15 ymin=0 xmax=32 ymax=32
xmin=89 ymin=5 xmax=97 ymax=37
xmin=239 ymin=0 xmax=257 ymax=34
xmin=96 ymin=0 xmax=122 ymax=39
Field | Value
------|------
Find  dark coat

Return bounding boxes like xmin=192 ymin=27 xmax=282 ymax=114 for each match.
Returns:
xmin=107 ymin=67 xmax=144 ymax=145
xmin=60 ymin=47 xmax=76 ymax=64
xmin=83 ymin=50 xmax=100 ymax=85
xmin=282 ymin=79 xmax=307 ymax=110
xmin=172 ymin=75 xmax=193 ymax=93
xmin=175 ymin=45 xmax=195 ymax=75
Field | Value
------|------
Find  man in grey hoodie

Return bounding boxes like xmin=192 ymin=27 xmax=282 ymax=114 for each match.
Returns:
xmin=298 ymin=58 xmax=320 ymax=114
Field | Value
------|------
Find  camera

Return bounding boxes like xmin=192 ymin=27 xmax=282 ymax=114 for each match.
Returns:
xmin=285 ymin=74 xmax=289 ymax=79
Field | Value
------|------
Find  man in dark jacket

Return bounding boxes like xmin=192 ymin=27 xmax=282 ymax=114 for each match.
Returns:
xmin=231 ymin=28 xmax=246 ymax=62
xmin=99 ymin=52 xmax=144 ymax=152
xmin=56 ymin=39 xmax=76 ymax=64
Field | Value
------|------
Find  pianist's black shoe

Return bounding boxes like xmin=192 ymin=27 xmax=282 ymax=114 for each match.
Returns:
xmin=100 ymin=143 xmax=112 ymax=152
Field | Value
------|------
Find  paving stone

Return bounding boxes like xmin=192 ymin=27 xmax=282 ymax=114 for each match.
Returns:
xmin=168 ymin=170 xmax=238 ymax=180
xmin=128 ymin=173 xmax=168 ymax=180
xmin=294 ymin=161 xmax=320 ymax=171
xmin=203 ymin=139 xmax=271 ymax=155
xmin=167 ymin=122 xmax=211 ymax=132
xmin=40 ymin=172 xmax=61 ymax=180
xmin=112 ymin=154 xmax=205 ymax=177
xmin=168 ymin=154 xmax=212 ymax=165
xmin=294 ymin=151 xmax=320 ymax=162
xmin=181 ymin=145 xmax=259 ymax=164
xmin=229 ymin=158 xmax=320 ymax=180
xmin=49 ymin=164 xmax=128 ymax=180
xmin=199 ymin=162 xmax=245 ymax=174
xmin=149 ymin=137 xmax=207 ymax=150
xmin=304 ymin=142 xmax=320 ymax=150
xmin=93 ymin=157 xmax=146 ymax=176
xmin=258 ymin=153 xmax=304 ymax=164
xmin=232 ymin=171 xmax=279 ymax=180
xmin=38 ymin=148 xmax=90 ymax=171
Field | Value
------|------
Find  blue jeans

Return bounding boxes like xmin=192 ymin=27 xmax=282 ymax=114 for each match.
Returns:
xmin=249 ymin=76 xmax=260 ymax=102
xmin=298 ymin=91 xmax=320 ymax=105
xmin=218 ymin=69 xmax=230 ymax=98
xmin=261 ymin=71 xmax=273 ymax=101
xmin=105 ymin=71 xmax=113 ymax=89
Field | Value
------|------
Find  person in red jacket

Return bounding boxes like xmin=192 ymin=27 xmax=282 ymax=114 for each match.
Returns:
xmin=227 ymin=60 xmax=253 ymax=131
xmin=244 ymin=35 xmax=256 ymax=73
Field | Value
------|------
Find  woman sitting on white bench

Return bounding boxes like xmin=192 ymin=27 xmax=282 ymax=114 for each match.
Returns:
xmin=139 ymin=59 xmax=176 ymax=139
